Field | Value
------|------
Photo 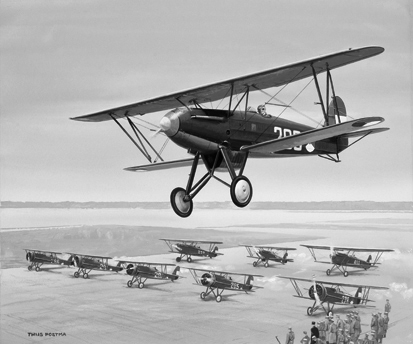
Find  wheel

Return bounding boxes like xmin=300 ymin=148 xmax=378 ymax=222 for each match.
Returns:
xmin=326 ymin=269 xmax=331 ymax=276
xmin=328 ymin=310 xmax=334 ymax=317
xmin=83 ymin=273 xmax=89 ymax=279
xmin=138 ymin=282 xmax=144 ymax=289
xmin=35 ymin=266 xmax=40 ymax=272
xmin=307 ymin=307 xmax=313 ymax=316
xmin=176 ymin=257 xmax=181 ymax=262
xmin=264 ymin=262 xmax=269 ymax=268
xmin=74 ymin=271 xmax=79 ymax=278
xmin=187 ymin=257 xmax=193 ymax=263
xmin=170 ymin=187 xmax=193 ymax=218
xmin=216 ymin=295 xmax=222 ymax=303
xmin=200 ymin=292 xmax=206 ymax=300
xmin=28 ymin=266 xmax=33 ymax=271
xmin=343 ymin=271 xmax=349 ymax=277
xmin=253 ymin=261 xmax=257 ymax=267
xmin=127 ymin=280 xmax=133 ymax=288
xmin=230 ymin=176 xmax=253 ymax=208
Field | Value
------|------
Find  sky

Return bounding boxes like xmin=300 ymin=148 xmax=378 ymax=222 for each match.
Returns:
xmin=1 ymin=0 xmax=412 ymax=203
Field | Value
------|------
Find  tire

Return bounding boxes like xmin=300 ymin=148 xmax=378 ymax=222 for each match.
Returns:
xmin=176 ymin=257 xmax=181 ymax=262
xmin=35 ymin=266 xmax=40 ymax=272
xmin=74 ymin=271 xmax=79 ymax=278
xmin=200 ymin=292 xmax=206 ymax=300
xmin=83 ymin=273 xmax=89 ymax=279
xmin=264 ymin=262 xmax=269 ymax=268
xmin=326 ymin=269 xmax=331 ymax=276
xmin=253 ymin=261 xmax=257 ymax=267
xmin=230 ymin=176 xmax=253 ymax=208
xmin=187 ymin=257 xmax=193 ymax=263
xmin=127 ymin=280 xmax=133 ymax=288
xmin=307 ymin=307 xmax=313 ymax=316
xmin=138 ymin=282 xmax=144 ymax=289
xmin=216 ymin=295 xmax=222 ymax=303
xmin=170 ymin=187 xmax=193 ymax=218
xmin=344 ymin=271 xmax=349 ymax=277
xmin=28 ymin=266 xmax=33 ymax=271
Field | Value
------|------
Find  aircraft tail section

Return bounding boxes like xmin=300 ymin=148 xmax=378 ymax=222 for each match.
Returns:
xmin=327 ymin=96 xmax=347 ymax=126
xmin=246 ymin=275 xmax=254 ymax=286
xmin=171 ymin=266 xmax=180 ymax=280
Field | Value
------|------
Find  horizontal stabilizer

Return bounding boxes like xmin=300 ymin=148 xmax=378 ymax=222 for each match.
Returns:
xmin=241 ymin=117 xmax=385 ymax=153
xmin=339 ymin=127 xmax=389 ymax=138
xmin=124 ymin=158 xmax=198 ymax=172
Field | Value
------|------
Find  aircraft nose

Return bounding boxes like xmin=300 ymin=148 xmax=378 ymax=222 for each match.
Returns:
xmin=160 ymin=108 xmax=183 ymax=137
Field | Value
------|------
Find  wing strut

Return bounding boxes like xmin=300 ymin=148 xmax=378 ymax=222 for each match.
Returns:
xmin=110 ymin=114 xmax=164 ymax=163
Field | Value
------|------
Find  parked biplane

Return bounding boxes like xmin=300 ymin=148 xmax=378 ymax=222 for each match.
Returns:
xmin=160 ymin=238 xmax=223 ymax=262
xmin=240 ymin=244 xmax=296 ymax=267
xmin=69 ymin=253 xmax=123 ymax=279
xmin=72 ymin=46 xmax=389 ymax=217
xmin=187 ymin=267 xmax=263 ymax=302
xmin=25 ymin=249 xmax=73 ymax=272
xmin=301 ymin=244 xmax=394 ymax=277
xmin=278 ymin=275 xmax=388 ymax=316
xmin=117 ymin=260 xmax=181 ymax=289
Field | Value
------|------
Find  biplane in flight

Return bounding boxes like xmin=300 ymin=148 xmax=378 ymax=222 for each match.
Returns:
xmin=72 ymin=46 xmax=389 ymax=217
xmin=117 ymin=260 xmax=181 ymax=289
xmin=301 ymin=244 xmax=394 ymax=277
xmin=160 ymin=238 xmax=223 ymax=262
xmin=187 ymin=267 xmax=263 ymax=302
xmin=240 ymin=244 xmax=296 ymax=267
xmin=278 ymin=275 xmax=388 ymax=316
xmin=24 ymin=249 xmax=73 ymax=272
xmin=70 ymin=253 xmax=123 ymax=279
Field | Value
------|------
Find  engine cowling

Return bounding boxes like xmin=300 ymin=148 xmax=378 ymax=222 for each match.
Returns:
xmin=200 ymin=273 xmax=215 ymax=287
xmin=309 ymin=283 xmax=327 ymax=301
xmin=126 ymin=264 xmax=134 ymax=276
xmin=26 ymin=252 xmax=34 ymax=262
xmin=73 ymin=256 xmax=81 ymax=267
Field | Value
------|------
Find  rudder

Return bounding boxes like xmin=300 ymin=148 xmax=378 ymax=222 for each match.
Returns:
xmin=327 ymin=96 xmax=347 ymax=126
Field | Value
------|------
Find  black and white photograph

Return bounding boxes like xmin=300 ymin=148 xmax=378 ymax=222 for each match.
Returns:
xmin=1 ymin=1 xmax=412 ymax=343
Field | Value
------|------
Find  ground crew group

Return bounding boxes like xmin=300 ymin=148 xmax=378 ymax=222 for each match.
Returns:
xmin=285 ymin=299 xmax=391 ymax=344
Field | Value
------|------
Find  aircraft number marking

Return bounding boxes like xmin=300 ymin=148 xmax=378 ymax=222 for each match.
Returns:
xmin=230 ymin=282 xmax=241 ymax=289
xmin=341 ymin=296 xmax=350 ymax=304
xmin=274 ymin=127 xmax=302 ymax=151
xmin=154 ymin=271 xmax=162 ymax=278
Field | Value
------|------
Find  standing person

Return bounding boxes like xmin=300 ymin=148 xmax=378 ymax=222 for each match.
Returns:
xmin=343 ymin=329 xmax=351 ymax=344
xmin=370 ymin=313 xmax=378 ymax=333
xmin=300 ymin=331 xmax=310 ymax=344
xmin=370 ymin=330 xmax=378 ymax=344
xmin=336 ymin=315 xmax=344 ymax=332
xmin=286 ymin=327 xmax=295 ymax=344
xmin=337 ymin=329 xmax=345 ymax=344
xmin=383 ymin=312 xmax=390 ymax=338
xmin=325 ymin=316 xmax=331 ymax=344
xmin=311 ymin=321 xmax=320 ymax=344
xmin=377 ymin=312 xmax=384 ymax=343
xmin=319 ymin=319 xmax=326 ymax=344
xmin=384 ymin=299 xmax=391 ymax=314
xmin=349 ymin=313 xmax=356 ymax=341
xmin=328 ymin=317 xmax=338 ymax=344
xmin=353 ymin=311 xmax=361 ymax=342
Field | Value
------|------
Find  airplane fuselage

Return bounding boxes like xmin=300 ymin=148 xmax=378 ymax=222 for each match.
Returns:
xmin=332 ymin=252 xmax=372 ymax=269
xmin=161 ymin=108 xmax=348 ymax=161
xmin=175 ymin=243 xmax=218 ymax=258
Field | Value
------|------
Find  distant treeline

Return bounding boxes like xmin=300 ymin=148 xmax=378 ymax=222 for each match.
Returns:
xmin=1 ymin=201 xmax=412 ymax=211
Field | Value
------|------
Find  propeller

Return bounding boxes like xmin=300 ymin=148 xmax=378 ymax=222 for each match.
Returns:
xmin=312 ymin=275 xmax=322 ymax=307
xmin=200 ymin=273 xmax=214 ymax=286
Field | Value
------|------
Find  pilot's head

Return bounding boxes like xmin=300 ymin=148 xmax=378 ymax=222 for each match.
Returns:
xmin=257 ymin=104 xmax=267 ymax=115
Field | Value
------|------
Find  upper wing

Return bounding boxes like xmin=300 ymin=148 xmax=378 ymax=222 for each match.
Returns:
xmin=241 ymin=117 xmax=384 ymax=153
xmin=186 ymin=267 xmax=263 ymax=278
xmin=71 ymin=46 xmax=384 ymax=122
xmin=68 ymin=253 xmax=112 ymax=259
xmin=24 ymin=249 xmax=63 ymax=254
xmin=160 ymin=239 xmax=223 ymax=244
xmin=277 ymin=275 xmax=388 ymax=290
xmin=300 ymin=244 xmax=394 ymax=253
xmin=117 ymin=260 xmax=176 ymax=267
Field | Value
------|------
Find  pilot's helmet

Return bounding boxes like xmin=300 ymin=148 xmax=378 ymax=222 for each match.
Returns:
xmin=257 ymin=104 xmax=266 ymax=113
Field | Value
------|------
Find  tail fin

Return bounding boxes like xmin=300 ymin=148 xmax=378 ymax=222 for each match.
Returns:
xmin=367 ymin=254 xmax=372 ymax=263
xmin=171 ymin=266 xmax=180 ymax=280
xmin=246 ymin=275 xmax=254 ymax=286
xmin=282 ymin=252 xmax=288 ymax=264
xmin=327 ymin=96 xmax=347 ymax=126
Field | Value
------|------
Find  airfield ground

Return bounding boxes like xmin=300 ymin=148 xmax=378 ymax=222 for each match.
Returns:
xmin=1 ymin=210 xmax=412 ymax=343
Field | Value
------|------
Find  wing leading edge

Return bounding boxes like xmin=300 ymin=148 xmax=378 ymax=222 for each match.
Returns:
xmin=71 ymin=46 xmax=384 ymax=122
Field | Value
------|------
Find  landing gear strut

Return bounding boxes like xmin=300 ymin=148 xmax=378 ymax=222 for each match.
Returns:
xmin=170 ymin=149 xmax=252 ymax=217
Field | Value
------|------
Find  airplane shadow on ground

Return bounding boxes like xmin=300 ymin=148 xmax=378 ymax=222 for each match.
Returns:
xmin=121 ymin=280 xmax=176 ymax=293
xmin=188 ymin=289 xmax=254 ymax=304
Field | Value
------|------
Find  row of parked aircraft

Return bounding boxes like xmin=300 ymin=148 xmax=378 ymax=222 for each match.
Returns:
xmin=24 ymin=240 xmax=393 ymax=315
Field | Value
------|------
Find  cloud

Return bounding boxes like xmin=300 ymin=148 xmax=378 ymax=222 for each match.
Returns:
xmin=389 ymin=282 xmax=413 ymax=300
